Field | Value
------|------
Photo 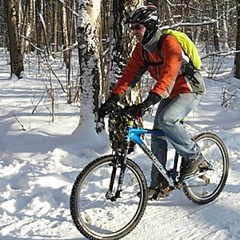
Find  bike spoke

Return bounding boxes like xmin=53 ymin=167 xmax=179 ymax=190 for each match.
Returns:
xmin=183 ymin=133 xmax=229 ymax=204
xmin=70 ymin=155 xmax=148 ymax=239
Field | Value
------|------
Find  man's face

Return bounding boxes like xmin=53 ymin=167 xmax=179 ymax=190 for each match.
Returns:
xmin=130 ymin=23 xmax=146 ymax=42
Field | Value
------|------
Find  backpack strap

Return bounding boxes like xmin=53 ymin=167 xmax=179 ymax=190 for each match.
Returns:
xmin=143 ymin=34 xmax=197 ymax=77
xmin=142 ymin=34 xmax=167 ymax=66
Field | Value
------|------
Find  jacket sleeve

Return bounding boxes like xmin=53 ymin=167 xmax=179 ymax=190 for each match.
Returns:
xmin=111 ymin=43 xmax=148 ymax=97
xmin=149 ymin=35 xmax=182 ymax=98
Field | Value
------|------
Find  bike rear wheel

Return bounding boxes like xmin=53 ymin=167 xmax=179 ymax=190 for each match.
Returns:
xmin=183 ymin=132 xmax=229 ymax=204
xmin=70 ymin=155 xmax=148 ymax=240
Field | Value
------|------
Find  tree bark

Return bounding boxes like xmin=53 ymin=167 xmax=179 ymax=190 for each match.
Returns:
xmin=62 ymin=0 xmax=70 ymax=69
xmin=52 ymin=0 xmax=59 ymax=58
xmin=77 ymin=0 xmax=101 ymax=131
xmin=4 ymin=0 xmax=24 ymax=78
xmin=235 ymin=0 xmax=240 ymax=79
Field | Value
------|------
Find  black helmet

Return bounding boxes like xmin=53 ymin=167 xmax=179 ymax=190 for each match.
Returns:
xmin=126 ymin=5 xmax=158 ymax=45
xmin=126 ymin=5 xmax=158 ymax=24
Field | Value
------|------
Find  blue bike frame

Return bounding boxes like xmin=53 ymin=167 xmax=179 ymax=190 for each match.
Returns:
xmin=124 ymin=123 xmax=177 ymax=188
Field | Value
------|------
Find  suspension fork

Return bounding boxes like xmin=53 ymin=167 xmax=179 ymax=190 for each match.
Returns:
xmin=171 ymin=152 xmax=179 ymax=181
xmin=105 ymin=142 xmax=130 ymax=201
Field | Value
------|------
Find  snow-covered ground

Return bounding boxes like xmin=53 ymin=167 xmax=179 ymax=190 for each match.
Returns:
xmin=0 ymin=52 xmax=240 ymax=240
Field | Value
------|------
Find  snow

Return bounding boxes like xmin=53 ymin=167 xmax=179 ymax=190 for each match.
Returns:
xmin=0 ymin=51 xmax=240 ymax=240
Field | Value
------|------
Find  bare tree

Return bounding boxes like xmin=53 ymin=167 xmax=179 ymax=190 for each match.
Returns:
xmin=212 ymin=0 xmax=220 ymax=51
xmin=52 ymin=0 xmax=59 ymax=58
xmin=1 ymin=0 xmax=239 ymax=122
xmin=62 ymin=0 xmax=71 ymax=69
xmin=4 ymin=0 xmax=24 ymax=78
xmin=108 ymin=0 xmax=126 ymax=91
xmin=75 ymin=0 xmax=101 ymax=132
xmin=122 ymin=0 xmax=144 ymax=106
xmin=235 ymin=0 xmax=240 ymax=79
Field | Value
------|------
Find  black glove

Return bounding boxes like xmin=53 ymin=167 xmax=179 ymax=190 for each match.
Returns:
xmin=99 ymin=94 xmax=120 ymax=118
xmin=124 ymin=93 xmax=162 ymax=118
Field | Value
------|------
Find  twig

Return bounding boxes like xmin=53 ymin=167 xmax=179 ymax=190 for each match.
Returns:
xmin=12 ymin=112 xmax=26 ymax=131
xmin=32 ymin=90 xmax=46 ymax=115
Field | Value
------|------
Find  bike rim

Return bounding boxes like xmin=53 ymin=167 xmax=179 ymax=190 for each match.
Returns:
xmin=72 ymin=157 xmax=147 ymax=239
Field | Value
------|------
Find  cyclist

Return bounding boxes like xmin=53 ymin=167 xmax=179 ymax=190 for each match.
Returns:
xmin=99 ymin=5 xmax=206 ymax=200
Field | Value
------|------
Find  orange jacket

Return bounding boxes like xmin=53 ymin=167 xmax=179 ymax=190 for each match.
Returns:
xmin=111 ymin=33 xmax=192 ymax=99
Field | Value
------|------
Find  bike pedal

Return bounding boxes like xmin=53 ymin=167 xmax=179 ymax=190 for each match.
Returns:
xmin=146 ymin=190 xmax=163 ymax=201
xmin=148 ymin=194 xmax=161 ymax=201
xmin=199 ymin=174 xmax=210 ymax=184
xmin=152 ymin=192 xmax=162 ymax=200
xmin=152 ymin=188 xmax=172 ymax=200
xmin=198 ymin=160 xmax=210 ymax=172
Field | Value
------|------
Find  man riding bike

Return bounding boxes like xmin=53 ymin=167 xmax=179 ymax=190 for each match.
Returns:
xmin=99 ymin=5 xmax=206 ymax=200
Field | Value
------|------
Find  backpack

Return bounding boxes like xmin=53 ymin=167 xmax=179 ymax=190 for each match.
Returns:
xmin=143 ymin=29 xmax=202 ymax=76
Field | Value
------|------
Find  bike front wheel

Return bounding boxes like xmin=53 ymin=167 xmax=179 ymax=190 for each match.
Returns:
xmin=70 ymin=155 xmax=148 ymax=240
xmin=183 ymin=132 xmax=229 ymax=204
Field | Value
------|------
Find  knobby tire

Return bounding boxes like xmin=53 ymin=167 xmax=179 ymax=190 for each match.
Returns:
xmin=70 ymin=155 xmax=148 ymax=240
xmin=183 ymin=132 xmax=229 ymax=204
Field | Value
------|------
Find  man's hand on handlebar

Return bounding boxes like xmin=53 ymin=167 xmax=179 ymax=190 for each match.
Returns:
xmin=98 ymin=94 xmax=120 ymax=118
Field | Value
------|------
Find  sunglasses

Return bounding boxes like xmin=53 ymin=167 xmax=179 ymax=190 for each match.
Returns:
xmin=130 ymin=24 xmax=143 ymax=31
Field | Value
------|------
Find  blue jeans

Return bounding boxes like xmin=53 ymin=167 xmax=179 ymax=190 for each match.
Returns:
xmin=150 ymin=93 xmax=202 ymax=188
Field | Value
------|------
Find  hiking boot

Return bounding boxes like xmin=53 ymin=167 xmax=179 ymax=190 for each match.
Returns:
xmin=137 ymin=173 xmax=174 ymax=200
xmin=155 ymin=186 xmax=173 ymax=199
xmin=180 ymin=152 xmax=205 ymax=178
xmin=137 ymin=188 xmax=158 ymax=200
xmin=137 ymin=186 xmax=173 ymax=200
xmin=147 ymin=188 xmax=161 ymax=200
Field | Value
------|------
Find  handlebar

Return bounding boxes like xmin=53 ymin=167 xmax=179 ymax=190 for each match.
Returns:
xmin=97 ymin=105 xmax=136 ymax=133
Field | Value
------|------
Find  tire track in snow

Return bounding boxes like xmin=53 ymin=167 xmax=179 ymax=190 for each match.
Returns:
xmin=123 ymin=175 xmax=240 ymax=240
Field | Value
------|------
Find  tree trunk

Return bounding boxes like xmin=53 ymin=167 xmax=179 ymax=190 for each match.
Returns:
xmin=20 ymin=0 xmax=29 ymax=53
xmin=52 ymin=0 xmax=59 ymax=58
xmin=221 ymin=1 xmax=229 ymax=50
xmin=4 ymin=0 xmax=24 ymax=78
xmin=109 ymin=0 xmax=125 ymax=90
xmin=62 ymin=0 xmax=71 ymax=69
xmin=212 ymin=0 xmax=220 ymax=51
xmin=122 ymin=0 xmax=143 ymax=106
xmin=36 ymin=0 xmax=44 ymax=48
xmin=235 ymin=0 xmax=240 ymax=79
xmin=76 ymin=0 xmax=101 ymax=131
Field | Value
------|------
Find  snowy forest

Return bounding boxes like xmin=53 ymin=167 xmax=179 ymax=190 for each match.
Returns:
xmin=1 ymin=1 xmax=240 ymax=239
xmin=1 ymin=0 xmax=240 ymax=129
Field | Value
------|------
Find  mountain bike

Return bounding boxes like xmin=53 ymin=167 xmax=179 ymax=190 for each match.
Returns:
xmin=70 ymin=107 xmax=229 ymax=240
